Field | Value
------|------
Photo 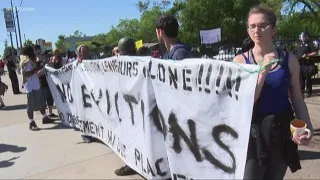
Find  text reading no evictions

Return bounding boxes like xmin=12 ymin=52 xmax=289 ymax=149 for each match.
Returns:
xmin=81 ymin=84 xmax=147 ymax=130
xmin=155 ymin=109 xmax=238 ymax=174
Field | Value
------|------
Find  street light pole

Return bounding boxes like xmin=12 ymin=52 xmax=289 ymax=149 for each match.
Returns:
xmin=15 ymin=7 xmax=23 ymax=49
xmin=10 ymin=0 xmax=19 ymax=55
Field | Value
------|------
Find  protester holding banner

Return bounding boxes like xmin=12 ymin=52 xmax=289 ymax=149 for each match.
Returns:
xmin=112 ymin=47 xmax=119 ymax=56
xmin=233 ymin=5 xmax=313 ymax=179
xmin=20 ymin=45 xmax=55 ymax=131
xmin=155 ymin=15 xmax=191 ymax=60
xmin=49 ymin=49 xmax=63 ymax=69
xmin=76 ymin=45 xmax=89 ymax=63
xmin=114 ymin=37 xmax=138 ymax=177
xmin=34 ymin=45 xmax=58 ymax=118
xmin=117 ymin=37 xmax=137 ymax=55
xmin=75 ymin=44 xmax=94 ymax=143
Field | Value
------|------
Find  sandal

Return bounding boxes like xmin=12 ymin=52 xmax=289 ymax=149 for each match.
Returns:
xmin=29 ymin=121 xmax=40 ymax=131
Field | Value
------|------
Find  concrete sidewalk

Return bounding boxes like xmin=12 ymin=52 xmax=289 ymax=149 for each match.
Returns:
xmin=0 ymin=73 xmax=319 ymax=179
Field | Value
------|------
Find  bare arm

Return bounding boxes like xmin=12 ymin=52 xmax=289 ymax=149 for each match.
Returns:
xmin=306 ymin=51 xmax=318 ymax=56
xmin=37 ymin=68 xmax=45 ymax=77
xmin=288 ymin=52 xmax=314 ymax=133
xmin=233 ymin=54 xmax=270 ymax=103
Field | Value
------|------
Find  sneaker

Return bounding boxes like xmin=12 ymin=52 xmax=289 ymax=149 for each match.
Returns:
xmin=49 ymin=113 xmax=58 ymax=118
xmin=114 ymin=165 xmax=137 ymax=176
xmin=42 ymin=116 xmax=55 ymax=124
xmin=29 ymin=121 xmax=40 ymax=131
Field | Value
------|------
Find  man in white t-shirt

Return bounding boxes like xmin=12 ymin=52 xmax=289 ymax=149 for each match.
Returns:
xmin=22 ymin=45 xmax=54 ymax=130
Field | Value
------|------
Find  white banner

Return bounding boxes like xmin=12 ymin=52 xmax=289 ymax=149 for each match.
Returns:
xmin=200 ymin=28 xmax=221 ymax=44
xmin=45 ymin=56 xmax=259 ymax=179
xmin=46 ymin=57 xmax=170 ymax=179
xmin=150 ymin=59 xmax=258 ymax=179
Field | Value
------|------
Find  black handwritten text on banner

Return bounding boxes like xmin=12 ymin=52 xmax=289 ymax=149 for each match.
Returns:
xmin=45 ymin=56 xmax=258 ymax=179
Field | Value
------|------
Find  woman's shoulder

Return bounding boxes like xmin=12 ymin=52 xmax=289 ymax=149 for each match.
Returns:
xmin=233 ymin=51 xmax=249 ymax=63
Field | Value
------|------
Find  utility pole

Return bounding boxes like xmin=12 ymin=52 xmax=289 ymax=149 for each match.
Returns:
xmin=10 ymin=0 xmax=19 ymax=55
xmin=15 ymin=7 xmax=23 ymax=49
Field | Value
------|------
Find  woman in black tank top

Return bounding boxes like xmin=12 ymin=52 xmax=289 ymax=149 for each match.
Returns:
xmin=233 ymin=5 xmax=314 ymax=180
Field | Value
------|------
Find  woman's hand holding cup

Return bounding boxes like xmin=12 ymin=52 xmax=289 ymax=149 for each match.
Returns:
xmin=290 ymin=119 xmax=313 ymax=145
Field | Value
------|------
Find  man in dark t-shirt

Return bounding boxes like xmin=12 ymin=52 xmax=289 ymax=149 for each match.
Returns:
xmin=155 ymin=15 xmax=191 ymax=60
xmin=296 ymin=32 xmax=318 ymax=97
xmin=35 ymin=45 xmax=58 ymax=118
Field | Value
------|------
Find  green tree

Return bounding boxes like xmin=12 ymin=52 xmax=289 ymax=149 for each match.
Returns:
xmin=179 ymin=0 xmax=262 ymax=47
xmin=116 ymin=18 xmax=141 ymax=40
xmin=105 ymin=26 xmax=123 ymax=46
xmin=55 ymin=35 xmax=66 ymax=51
xmin=4 ymin=40 xmax=8 ymax=49
xmin=283 ymin=0 xmax=319 ymax=17
xmin=139 ymin=6 xmax=163 ymax=42
xmin=73 ymin=30 xmax=86 ymax=37
xmin=23 ymin=39 xmax=34 ymax=47
xmin=2 ymin=46 xmax=17 ymax=60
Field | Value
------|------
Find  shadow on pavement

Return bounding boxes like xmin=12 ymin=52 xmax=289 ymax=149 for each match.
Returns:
xmin=0 ymin=144 xmax=27 ymax=153
xmin=0 ymin=144 xmax=27 ymax=168
xmin=0 ymin=104 xmax=27 ymax=111
xmin=299 ymin=150 xmax=320 ymax=160
xmin=0 ymin=157 xmax=20 ymax=168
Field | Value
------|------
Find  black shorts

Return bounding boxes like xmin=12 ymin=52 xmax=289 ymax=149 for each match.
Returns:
xmin=41 ymin=87 xmax=54 ymax=106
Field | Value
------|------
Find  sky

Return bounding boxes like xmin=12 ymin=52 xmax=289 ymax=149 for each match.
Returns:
xmin=0 ymin=0 xmax=142 ymax=57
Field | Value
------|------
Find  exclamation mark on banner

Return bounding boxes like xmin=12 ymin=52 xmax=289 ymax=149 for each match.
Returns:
xmin=216 ymin=65 xmax=224 ymax=94
xmin=205 ymin=64 xmax=212 ymax=93
xmin=234 ymin=72 xmax=242 ymax=100
xmin=198 ymin=64 xmax=204 ymax=91
xmin=226 ymin=68 xmax=233 ymax=98
xmin=141 ymin=100 xmax=145 ymax=132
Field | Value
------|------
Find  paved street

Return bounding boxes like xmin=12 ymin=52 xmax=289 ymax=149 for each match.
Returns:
xmin=0 ymin=73 xmax=320 ymax=179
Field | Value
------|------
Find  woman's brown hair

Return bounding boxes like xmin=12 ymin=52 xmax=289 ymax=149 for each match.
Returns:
xmin=247 ymin=5 xmax=277 ymax=28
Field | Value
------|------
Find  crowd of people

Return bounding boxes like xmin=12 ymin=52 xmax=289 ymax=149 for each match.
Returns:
xmin=0 ymin=4 xmax=319 ymax=179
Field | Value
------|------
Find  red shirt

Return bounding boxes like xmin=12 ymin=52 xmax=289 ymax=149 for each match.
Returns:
xmin=0 ymin=61 xmax=5 ymax=69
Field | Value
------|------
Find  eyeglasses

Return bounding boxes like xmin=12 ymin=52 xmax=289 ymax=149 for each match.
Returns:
xmin=247 ymin=23 xmax=271 ymax=32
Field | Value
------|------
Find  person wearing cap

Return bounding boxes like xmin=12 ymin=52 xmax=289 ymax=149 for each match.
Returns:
xmin=114 ymin=37 xmax=138 ymax=177
xmin=117 ymin=37 xmax=137 ymax=55
xmin=296 ymin=32 xmax=318 ymax=97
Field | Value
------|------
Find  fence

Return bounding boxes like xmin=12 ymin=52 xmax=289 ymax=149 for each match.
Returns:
xmin=203 ymin=34 xmax=320 ymax=61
